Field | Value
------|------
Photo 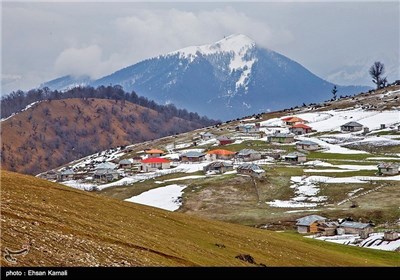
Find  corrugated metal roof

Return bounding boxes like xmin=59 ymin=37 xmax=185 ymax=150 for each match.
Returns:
xmin=377 ymin=162 xmax=399 ymax=169
xmin=119 ymin=159 xmax=132 ymax=165
xmin=296 ymin=215 xmax=327 ymax=226
xmin=237 ymin=149 xmax=260 ymax=156
xmin=205 ymin=161 xmax=233 ymax=169
xmin=95 ymin=162 xmax=117 ymax=170
xmin=270 ymin=133 xmax=294 ymax=138
xmin=181 ymin=151 xmax=205 ymax=157
xmin=339 ymin=221 xmax=371 ymax=229
xmin=296 ymin=140 xmax=318 ymax=146
xmin=237 ymin=163 xmax=264 ymax=172
xmin=285 ymin=152 xmax=306 ymax=158
xmin=341 ymin=121 xmax=363 ymax=127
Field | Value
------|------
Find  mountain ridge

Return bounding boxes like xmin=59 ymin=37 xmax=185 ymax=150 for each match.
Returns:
xmin=41 ymin=34 xmax=371 ymax=120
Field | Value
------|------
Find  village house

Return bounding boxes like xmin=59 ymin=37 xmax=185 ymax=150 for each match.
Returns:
xmin=145 ymin=149 xmax=165 ymax=158
xmin=236 ymin=163 xmax=265 ymax=178
xmin=338 ymin=221 xmax=374 ymax=237
xmin=206 ymin=149 xmax=236 ymax=160
xmin=140 ymin=157 xmax=171 ymax=172
xmin=289 ymin=124 xmax=313 ymax=135
xmin=377 ymin=162 xmax=399 ymax=175
xmin=203 ymin=161 xmax=234 ymax=174
xmin=296 ymin=215 xmax=327 ymax=234
xmin=284 ymin=152 xmax=307 ymax=164
xmin=236 ymin=123 xmax=260 ymax=133
xmin=131 ymin=156 xmax=143 ymax=164
xmin=200 ymin=132 xmax=215 ymax=140
xmin=118 ymin=159 xmax=132 ymax=169
xmin=217 ymin=135 xmax=234 ymax=145
xmin=384 ymin=231 xmax=399 ymax=241
xmin=340 ymin=121 xmax=363 ymax=132
xmin=282 ymin=116 xmax=307 ymax=126
xmin=59 ymin=169 xmax=75 ymax=181
xmin=180 ymin=151 xmax=206 ymax=163
xmin=44 ymin=170 xmax=60 ymax=181
xmin=95 ymin=162 xmax=117 ymax=171
xmin=317 ymin=221 xmax=339 ymax=236
xmin=267 ymin=133 xmax=295 ymax=143
xmin=236 ymin=149 xmax=262 ymax=162
xmin=93 ymin=169 xmax=119 ymax=183
xmin=296 ymin=140 xmax=320 ymax=151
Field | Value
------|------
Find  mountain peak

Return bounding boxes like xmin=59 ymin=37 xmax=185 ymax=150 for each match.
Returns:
xmin=169 ymin=34 xmax=256 ymax=62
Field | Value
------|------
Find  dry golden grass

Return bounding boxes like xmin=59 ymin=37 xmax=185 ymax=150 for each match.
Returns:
xmin=1 ymin=170 xmax=399 ymax=267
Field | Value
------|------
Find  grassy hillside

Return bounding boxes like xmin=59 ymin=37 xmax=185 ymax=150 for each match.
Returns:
xmin=1 ymin=170 xmax=398 ymax=267
xmin=1 ymin=98 xmax=207 ymax=175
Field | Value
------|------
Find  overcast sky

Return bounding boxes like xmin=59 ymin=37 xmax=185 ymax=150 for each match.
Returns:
xmin=2 ymin=1 xmax=399 ymax=94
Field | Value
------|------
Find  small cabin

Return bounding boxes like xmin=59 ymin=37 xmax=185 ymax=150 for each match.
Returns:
xmin=377 ymin=162 xmax=399 ymax=175
xmin=236 ymin=163 xmax=265 ymax=178
xmin=118 ymin=159 xmax=132 ymax=169
xmin=206 ymin=149 xmax=236 ymax=160
xmin=203 ymin=161 xmax=234 ymax=174
xmin=340 ymin=121 xmax=363 ymax=132
xmin=180 ymin=151 xmax=206 ymax=162
xmin=200 ymin=132 xmax=215 ymax=140
xmin=317 ymin=221 xmax=339 ymax=236
xmin=217 ymin=135 xmax=234 ymax=146
xmin=94 ymin=169 xmax=119 ymax=183
xmin=59 ymin=169 xmax=75 ymax=181
xmin=95 ymin=162 xmax=117 ymax=171
xmin=338 ymin=221 xmax=374 ymax=235
xmin=296 ymin=140 xmax=320 ymax=151
xmin=236 ymin=149 xmax=262 ymax=162
xmin=289 ymin=124 xmax=313 ymax=135
xmin=282 ymin=116 xmax=307 ymax=126
xmin=145 ymin=149 xmax=165 ymax=158
xmin=236 ymin=123 xmax=260 ymax=133
xmin=45 ymin=170 xmax=60 ymax=180
xmin=267 ymin=133 xmax=295 ymax=143
xmin=140 ymin=157 xmax=171 ymax=172
xmin=284 ymin=152 xmax=307 ymax=164
xmin=296 ymin=215 xmax=327 ymax=234
xmin=384 ymin=231 xmax=399 ymax=241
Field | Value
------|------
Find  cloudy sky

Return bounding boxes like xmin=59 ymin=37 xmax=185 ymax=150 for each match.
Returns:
xmin=2 ymin=1 xmax=399 ymax=94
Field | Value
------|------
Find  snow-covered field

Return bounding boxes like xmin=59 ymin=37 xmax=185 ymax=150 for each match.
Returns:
xmin=1 ymin=100 xmax=43 ymax=122
xmin=125 ymin=184 xmax=187 ymax=211
xmin=309 ymin=233 xmax=400 ymax=252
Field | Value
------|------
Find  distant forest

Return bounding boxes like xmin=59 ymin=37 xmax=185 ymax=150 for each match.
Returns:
xmin=1 ymin=85 xmax=218 ymax=125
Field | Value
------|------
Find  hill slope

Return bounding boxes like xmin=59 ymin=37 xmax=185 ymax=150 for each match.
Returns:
xmin=42 ymin=34 xmax=370 ymax=120
xmin=0 ymin=98 xmax=209 ymax=175
xmin=1 ymin=170 xmax=398 ymax=267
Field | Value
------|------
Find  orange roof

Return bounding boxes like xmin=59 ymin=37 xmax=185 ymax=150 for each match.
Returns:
xmin=206 ymin=149 xmax=236 ymax=155
xmin=145 ymin=149 xmax=164 ymax=154
xmin=291 ymin=123 xmax=312 ymax=129
xmin=282 ymin=116 xmax=306 ymax=123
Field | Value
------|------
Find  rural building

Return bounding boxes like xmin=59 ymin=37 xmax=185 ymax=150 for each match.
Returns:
xmin=206 ymin=149 xmax=236 ymax=160
xmin=317 ymin=221 xmax=339 ymax=236
xmin=203 ymin=161 xmax=234 ymax=174
xmin=384 ymin=231 xmax=399 ymax=241
xmin=296 ymin=140 xmax=320 ymax=151
xmin=267 ymin=133 xmax=295 ymax=143
xmin=282 ymin=116 xmax=307 ymax=126
xmin=296 ymin=215 xmax=327 ymax=234
xmin=338 ymin=221 xmax=374 ymax=236
xmin=289 ymin=124 xmax=313 ymax=135
xmin=236 ymin=163 xmax=265 ymax=178
xmin=145 ymin=149 xmax=165 ymax=158
xmin=94 ymin=169 xmax=119 ymax=183
xmin=131 ymin=156 xmax=143 ymax=164
xmin=377 ymin=162 xmax=399 ymax=175
xmin=236 ymin=149 xmax=262 ymax=162
xmin=140 ymin=157 xmax=171 ymax=172
xmin=217 ymin=135 xmax=234 ymax=145
xmin=118 ymin=159 xmax=132 ymax=169
xmin=236 ymin=123 xmax=260 ymax=133
xmin=44 ymin=170 xmax=60 ymax=180
xmin=284 ymin=152 xmax=307 ymax=164
xmin=95 ymin=162 xmax=117 ymax=171
xmin=180 ymin=151 xmax=206 ymax=162
xmin=340 ymin=121 xmax=363 ymax=132
xmin=59 ymin=169 xmax=75 ymax=181
xmin=200 ymin=132 xmax=215 ymax=140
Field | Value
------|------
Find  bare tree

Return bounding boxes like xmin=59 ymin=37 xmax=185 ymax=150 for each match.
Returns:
xmin=369 ymin=61 xmax=387 ymax=89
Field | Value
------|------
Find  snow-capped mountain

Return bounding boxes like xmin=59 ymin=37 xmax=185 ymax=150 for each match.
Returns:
xmin=41 ymin=34 xmax=370 ymax=120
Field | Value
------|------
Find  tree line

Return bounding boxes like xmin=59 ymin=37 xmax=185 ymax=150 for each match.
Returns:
xmin=1 ymin=85 xmax=218 ymax=126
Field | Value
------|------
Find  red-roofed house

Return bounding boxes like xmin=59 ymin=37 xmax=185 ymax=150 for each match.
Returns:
xmin=140 ymin=157 xmax=171 ymax=172
xmin=289 ymin=123 xmax=313 ymax=135
xmin=145 ymin=149 xmax=165 ymax=158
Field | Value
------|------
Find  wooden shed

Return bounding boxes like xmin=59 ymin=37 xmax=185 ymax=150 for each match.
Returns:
xmin=296 ymin=140 xmax=320 ymax=151
xmin=296 ymin=215 xmax=327 ymax=234
xmin=340 ymin=121 xmax=363 ymax=132
xmin=377 ymin=162 xmax=399 ymax=175
xmin=236 ymin=149 xmax=262 ymax=162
